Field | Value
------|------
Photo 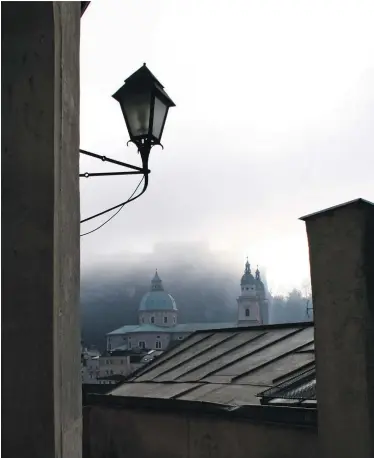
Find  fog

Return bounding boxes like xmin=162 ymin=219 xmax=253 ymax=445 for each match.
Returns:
xmin=81 ymin=242 xmax=311 ymax=350
xmin=80 ymin=0 xmax=374 ymax=297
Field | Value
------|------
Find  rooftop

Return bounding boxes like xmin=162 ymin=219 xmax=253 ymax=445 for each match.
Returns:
xmin=107 ymin=322 xmax=315 ymax=407
xmin=299 ymin=197 xmax=373 ymax=221
xmin=259 ymin=365 xmax=316 ymax=407
xmin=107 ymin=321 xmax=238 ymax=336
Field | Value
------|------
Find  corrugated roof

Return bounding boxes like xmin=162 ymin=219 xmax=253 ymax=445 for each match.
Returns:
xmin=108 ymin=323 xmax=315 ymax=407
xmin=258 ymin=366 xmax=316 ymax=407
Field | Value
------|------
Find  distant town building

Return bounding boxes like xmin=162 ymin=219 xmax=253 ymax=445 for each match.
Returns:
xmin=106 ymin=270 xmax=236 ymax=352
xmin=107 ymin=260 xmax=269 ymax=353
xmin=80 ymin=344 xmax=157 ymax=385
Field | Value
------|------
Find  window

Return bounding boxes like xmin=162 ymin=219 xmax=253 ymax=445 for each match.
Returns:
xmin=163 ymin=316 xmax=168 ymax=324
xmin=141 ymin=317 xmax=145 ymax=323
xmin=155 ymin=341 xmax=162 ymax=349
xmin=128 ymin=341 xmax=132 ymax=350
xmin=173 ymin=316 xmax=176 ymax=324
xmin=245 ymin=309 xmax=250 ymax=317
xmin=150 ymin=316 xmax=155 ymax=324
xmin=178 ymin=336 xmax=184 ymax=340
xmin=139 ymin=341 xmax=145 ymax=349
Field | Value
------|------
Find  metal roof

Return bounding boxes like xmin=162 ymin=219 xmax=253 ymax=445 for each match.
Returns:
xmin=258 ymin=366 xmax=316 ymax=408
xmin=108 ymin=323 xmax=315 ymax=407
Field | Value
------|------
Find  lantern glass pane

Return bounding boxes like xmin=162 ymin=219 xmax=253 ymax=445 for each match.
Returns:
xmin=152 ymin=97 xmax=168 ymax=140
xmin=122 ymin=91 xmax=151 ymax=137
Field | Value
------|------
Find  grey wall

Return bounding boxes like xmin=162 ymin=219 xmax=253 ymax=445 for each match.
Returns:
xmin=83 ymin=405 xmax=318 ymax=458
xmin=303 ymin=199 xmax=374 ymax=458
xmin=2 ymin=3 xmax=82 ymax=457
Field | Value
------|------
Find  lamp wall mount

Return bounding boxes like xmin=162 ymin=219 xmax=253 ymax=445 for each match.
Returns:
xmin=79 ymin=148 xmax=151 ymax=177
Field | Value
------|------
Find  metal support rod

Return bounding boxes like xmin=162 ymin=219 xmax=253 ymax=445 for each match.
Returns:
xmin=80 ymin=144 xmax=151 ymax=224
xmin=79 ymin=171 xmax=145 ymax=178
xmin=79 ymin=148 xmax=150 ymax=173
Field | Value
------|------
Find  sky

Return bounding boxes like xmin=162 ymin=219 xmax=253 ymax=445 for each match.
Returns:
xmin=80 ymin=0 xmax=374 ymax=295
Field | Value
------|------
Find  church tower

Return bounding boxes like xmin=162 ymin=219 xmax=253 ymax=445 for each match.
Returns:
xmin=237 ymin=259 xmax=268 ymax=326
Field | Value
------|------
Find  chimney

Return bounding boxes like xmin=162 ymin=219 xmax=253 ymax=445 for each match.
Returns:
xmin=300 ymin=198 xmax=374 ymax=458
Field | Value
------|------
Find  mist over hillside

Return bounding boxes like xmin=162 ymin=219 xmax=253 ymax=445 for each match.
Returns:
xmin=80 ymin=242 xmax=311 ymax=351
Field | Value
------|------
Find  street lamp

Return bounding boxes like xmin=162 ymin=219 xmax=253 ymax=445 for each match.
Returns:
xmin=113 ymin=63 xmax=175 ymax=164
xmin=80 ymin=64 xmax=175 ymax=229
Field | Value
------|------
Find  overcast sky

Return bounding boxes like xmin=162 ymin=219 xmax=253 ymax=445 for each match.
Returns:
xmin=80 ymin=0 xmax=374 ymax=294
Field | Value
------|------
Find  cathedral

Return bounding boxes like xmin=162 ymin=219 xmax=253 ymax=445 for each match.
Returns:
xmin=107 ymin=260 xmax=269 ymax=352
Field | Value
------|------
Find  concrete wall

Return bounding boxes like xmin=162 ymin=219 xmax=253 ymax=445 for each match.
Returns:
xmin=302 ymin=199 xmax=374 ymax=458
xmin=2 ymin=2 xmax=82 ymax=457
xmin=83 ymin=405 xmax=318 ymax=458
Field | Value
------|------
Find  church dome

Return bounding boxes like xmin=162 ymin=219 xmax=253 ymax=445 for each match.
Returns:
xmin=139 ymin=291 xmax=177 ymax=311
xmin=139 ymin=271 xmax=177 ymax=312
xmin=241 ymin=260 xmax=256 ymax=286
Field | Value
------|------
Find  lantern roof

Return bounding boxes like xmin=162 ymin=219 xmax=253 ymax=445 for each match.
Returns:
xmin=113 ymin=63 xmax=176 ymax=108
xmin=125 ymin=63 xmax=163 ymax=87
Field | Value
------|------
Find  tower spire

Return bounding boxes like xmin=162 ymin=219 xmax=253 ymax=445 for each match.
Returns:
xmin=255 ymin=265 xmax=261 ymax=280
xmin=244 ymin=257 xmax=251 ymax=274
xmin=151 ymin=269 xmax=163 ymax=291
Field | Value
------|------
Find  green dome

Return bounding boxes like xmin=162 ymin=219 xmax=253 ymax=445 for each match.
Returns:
xmin=139 ymin=291 xmax=177 ymax=311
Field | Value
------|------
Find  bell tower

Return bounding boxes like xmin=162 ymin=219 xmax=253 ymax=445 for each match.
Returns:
xmin=237 ymin=259 xmax=266 ymax=326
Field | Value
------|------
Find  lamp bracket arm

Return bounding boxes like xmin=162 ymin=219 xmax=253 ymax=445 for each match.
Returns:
xmin=79 ymin=148 xmax=150 ymax=173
